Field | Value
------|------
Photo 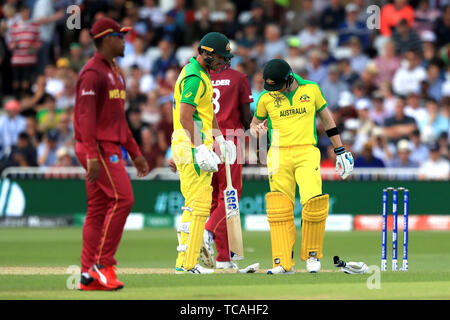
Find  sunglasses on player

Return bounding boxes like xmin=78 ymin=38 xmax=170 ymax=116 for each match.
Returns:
xmin=107 ymin=32 xmax=125 ymax=39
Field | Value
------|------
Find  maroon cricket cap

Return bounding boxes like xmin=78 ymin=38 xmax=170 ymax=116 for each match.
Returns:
xmin=90 ymin=17 xmax=132 ymax=40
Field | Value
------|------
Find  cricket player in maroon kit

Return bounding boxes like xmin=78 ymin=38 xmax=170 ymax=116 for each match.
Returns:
xmin=74 ymin=18 xmax=149 ymax=291
xmin=201 ymin=67 xmax=253 ymax=269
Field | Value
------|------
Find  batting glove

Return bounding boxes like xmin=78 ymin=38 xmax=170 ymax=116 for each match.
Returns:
xmin=216 ymin=135 xmax=237 ymax=164
xmin=195 ymin=144 xmax=220 ymax=172
xmin=335 ymin=146 xmax=354 ymax=180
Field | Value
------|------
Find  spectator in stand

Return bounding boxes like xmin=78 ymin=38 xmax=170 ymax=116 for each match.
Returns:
xmin=32 ymin=0 xmax=65 ymax=74
xmin=151 ymin=39 xmax=179 ymax=80
xmin=421 ymin=33 xmax=438 ymax=69
xmin=126 ymin=77 xmax=148 ymax=111
xmin=55 ymin=112 xmax=74 ymax=150
xmin=306 ymin=49 xmax=327 ymax=86
xmin=24 ymin=116 xmax=42 ymax=149
xmin=433 ymin=5 xmax=450 ymax=48
xmin=390 ymin=139 xmax=419 ymax=168
xmin=320 ymin=0 xmax=345 ymax=31
xmin=37 ymin=129 xmax=59 ymax=167
xmin=298 ymin=16 xmax=325 ymax=50
xmin=391 ymin=19 xmax=423 ymax=56
xmin=414 ymin=0 xmax=441 ymax=34
xmin=52 ymin=146 xmax=77 ymax=167
xmin=79 ymin=28 xmax=95 ymax=59
xmin=321 ymin=64 xmax=348 ymax=111
xmin=354 ymin=98 xmax=375 ymax=154
xmin=161 ymin=11 xmax=184 ymax=47
xmin=138 ymin=0 xmax=165 ymax=28
xmin=437 ymin=132 xmax=449 ymax=160
xmin=126 ymin=108 xmax=147 ymax=147
xmin=0 ymin=132 xmax=37 ymax=172
xmin=409 ymin=129 xmax=429 ymax=164
xmin=392 ymin=50 xmax=426 ymax=96
xmin=374 ymin=40 xmax=402 ymax=86
xmin=285 ymin=0 xmax=317 ymax=35
xmin=426 ymin=61 xmax=445 ymax=102
xmin=384 ymin=97 xmax=417 ymax=144
xmin=370 ymin=92 xmax=390 ymax=126
xmin=371 ymin=126 xmax=395 ymax=167
xmin=263 ymin=24 xmax=287 ymax=62
xmin=248 ymin=1 xmax=268 ymax=36
xmin=221 ymin=2 xmax=241 ymax=40
xmin=140 ymin=127 xmax=164 ymax=172
xmin=250 ymin=71 xmax=264 ymax=113
xmin=37 ymin=94 xmax=63 ymax=133
xmin=56 ymin=78 xmax=76 ymax=111
xmin=186 ymin=6 xmax=213 ymax=44
xmin=338 ymin=58 xmax=359 ymax=87
xmin=66 ymin=43 xmax=86 ymax=73
xmin=119 ymin=36 xmax=152 ymax=74
xmin=0 ymin=100 xmax=26 ymax=160
xmin=379 ymin=82 xmax=397 ymax=116
xmin=354 ymin=141 xmax=385 ymax=168
xmin=380 ymin=0 xmax=415 ymax=37
xmin=44 ymin=64 xmax=65 ymax=98
xmin=404 ymin=92 xmax=427 ymax=124
xmin=238 ymin=20 xmax=261 ymax=48
xmin=127 ymin=64 xmax=158 ymax=95
xmin=8 ymin=4 xmax=41 ymax=98
xmin=155 ymin=98 xmax=173 ymax=154
xmin=348 ymin=37 xmax=369 ymax=75
xmin=418 ymin=99 xmax=450 ymax=144
xmin=359 ymin=64 xmax=378 ymax=97
xmin=337 ymin=3 xmax=370 ymax=49
xmin=418 ymin=142 xmax=450 ymax=180
xmin=167 ymin=0 xmax=195 ymax=32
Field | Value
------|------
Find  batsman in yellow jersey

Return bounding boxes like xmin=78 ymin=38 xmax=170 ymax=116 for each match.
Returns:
xmin=172 ymin=32 xmax=237 ymax=274
xmin=250 ymin=59 xmax=354 ymax=274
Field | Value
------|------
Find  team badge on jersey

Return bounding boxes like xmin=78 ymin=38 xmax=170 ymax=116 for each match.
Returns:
xmin=300 ymin=94 xmax=310 ymax=102
xmin=110 ymin=154 xmax=119 ymax=164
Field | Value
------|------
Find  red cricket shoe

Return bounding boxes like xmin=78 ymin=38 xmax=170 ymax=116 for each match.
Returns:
xmin=77 ymin=275 xmax=114 ymax=291
xmin=88 ymin=264 xmax=124 ymax=290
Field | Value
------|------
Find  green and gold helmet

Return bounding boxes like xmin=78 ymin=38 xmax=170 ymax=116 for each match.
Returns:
xmin=198 ymin=32 xmax=233 ymax=72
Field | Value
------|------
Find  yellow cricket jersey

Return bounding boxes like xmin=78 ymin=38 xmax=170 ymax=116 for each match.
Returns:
xmin=172 ymin=57 xmax=214 ymax=148
xmin=255 ymin=74 xmax=327 ymax=147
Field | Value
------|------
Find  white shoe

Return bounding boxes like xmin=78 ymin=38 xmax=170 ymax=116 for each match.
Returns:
xmin=216 ymin=261 xmax=239 ymax=269
xmin=175 ymin=264 xmax=214 ymax=274
xmin=267 ymin=265 xmax=294 ymax=275
xmin=306 ymin=257 xmax=321 ymax=273
xmin=200 ymin=230 xmax=214 ymax=268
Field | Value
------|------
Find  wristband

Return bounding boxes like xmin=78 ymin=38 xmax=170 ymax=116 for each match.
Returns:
xmin=215 ymin=135 xmax=225 ymax=144
xmin=326 ymin=127 xmax=339 ymax=138
xmin=334 ymin=146 xmax=346 ymax=155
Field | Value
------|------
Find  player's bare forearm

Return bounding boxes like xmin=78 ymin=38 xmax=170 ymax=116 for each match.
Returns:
xmin=318 ymin=107 xmax=343 ymax=148
xmin=179 ymin=103 xmax=200 ymax=147
xmin=239 ymin=103 xmax=252 ymax=130
xmin=250 ymin=116 xmax=266 ymax=137
xmin=212 ymin=113 xmax=222 ymax=138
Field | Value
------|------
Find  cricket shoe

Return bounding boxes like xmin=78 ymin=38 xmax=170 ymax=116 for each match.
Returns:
xmin=88 ymin=264 xmax=123 ymax=290
xmin=216 ymin=261 xmax=239 ymax=270
xmin=306 ymin=257 xmax=321 ymax=273
xmin=77 ymin=274 xmax=115 ymax=291
xmin=267 ymin=265 xmax=294 ymax=275
xmin=200 ymin=230 xmax=215 ymax=268
xmin=175 ymin=264 xmax=215 ymax=274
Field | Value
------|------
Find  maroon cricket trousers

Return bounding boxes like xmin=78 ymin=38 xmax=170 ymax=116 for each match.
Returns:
xmin=76 ymin=141 xmax=134 ymax=272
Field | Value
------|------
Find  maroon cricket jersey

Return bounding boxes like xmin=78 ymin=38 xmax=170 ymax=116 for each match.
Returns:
xmin=74 ymin=52 xmax=141 ymax=160
xmin=210 ymin=68 xmax=253 ymax=135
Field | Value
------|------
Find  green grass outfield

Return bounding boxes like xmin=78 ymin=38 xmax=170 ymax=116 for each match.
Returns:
xmin=0 ymin=228 xmax=449 ymax=300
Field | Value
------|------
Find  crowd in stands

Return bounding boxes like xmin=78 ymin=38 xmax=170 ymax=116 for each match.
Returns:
xmin=0 ymin=0 xmax=448 ymax=180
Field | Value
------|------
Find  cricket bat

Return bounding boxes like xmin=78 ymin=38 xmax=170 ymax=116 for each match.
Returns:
xmin=224 ymin=161 xmax=244 ymax=261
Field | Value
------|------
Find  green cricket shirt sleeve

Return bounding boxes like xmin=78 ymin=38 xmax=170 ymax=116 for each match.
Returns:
xmin=179 ymin=75 xmax=205 ymax=107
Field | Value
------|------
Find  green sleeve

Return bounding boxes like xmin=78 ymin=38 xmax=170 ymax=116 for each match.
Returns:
xmin=179 ymin=75 xmax=205 ymax=107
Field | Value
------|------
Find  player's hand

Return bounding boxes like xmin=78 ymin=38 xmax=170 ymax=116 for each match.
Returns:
xmin=133 ymin=155 xmax=149 ymax=177
xmin=168 ymin=158 xmax=177 ymax=173
xmin=216 ymin=135 xmax=237 ymax=164
xmin=335 ymin=147 xmax=354 ymax=180
xmin=86 ymin=158 xmax=100 ymax=183
xmin=195 ymin=144 xmax=220 ymax=172
xmin=250 ymin=119 xmax=268 ymax=137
